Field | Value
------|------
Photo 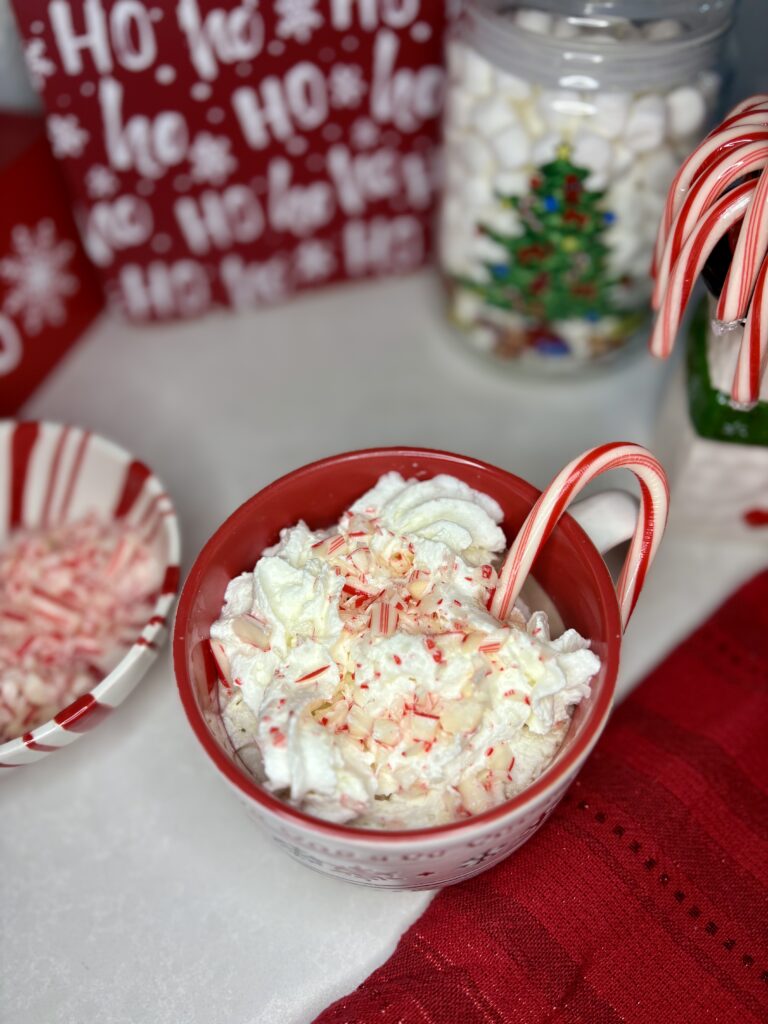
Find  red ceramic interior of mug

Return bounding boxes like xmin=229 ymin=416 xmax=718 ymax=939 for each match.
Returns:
xmin=174 ymin=448 xmax=622 ymax=839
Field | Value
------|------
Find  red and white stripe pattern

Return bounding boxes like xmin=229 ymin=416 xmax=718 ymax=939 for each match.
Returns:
xmin=716 ymin=157 xmax=768 ymax=323
xmin=0 ymin=421 xmax=181 ymax=768
xmin=652 ymin=141 xmax=768 ymax=310
xmin=651 ymin=121 xmax=768 ymax=278
xmin=735 ymin=256 xmax=768 ymax=404
xmin=491 ymin=444 xmax=669 ymax=633
xmin=650 ymin=95 xmax=768 ymax=407
xmin=650 ymin=180 xmax=756 ymax=359
xmin=711 ymin=94 xmax=768 ymax=135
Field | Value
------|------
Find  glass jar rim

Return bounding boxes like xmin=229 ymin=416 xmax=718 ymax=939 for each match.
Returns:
xmin=460 ymin=1 xmax=735 ymax=91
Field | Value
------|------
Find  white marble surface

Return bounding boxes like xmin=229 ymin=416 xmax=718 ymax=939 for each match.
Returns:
xmin=3 ymin=271 xmax=766 ymax=1024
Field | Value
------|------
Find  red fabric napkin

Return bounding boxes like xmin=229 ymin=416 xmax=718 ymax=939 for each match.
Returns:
xmin=315 ymin=572 xmax=768 ymax=1024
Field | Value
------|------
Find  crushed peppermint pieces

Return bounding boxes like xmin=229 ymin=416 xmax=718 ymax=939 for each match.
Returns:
xmin=0 ymin=514 xmax=162 ymax=743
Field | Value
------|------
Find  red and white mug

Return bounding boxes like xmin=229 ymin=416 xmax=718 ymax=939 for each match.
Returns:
xmin=174 ymin=445 xmax=668 ymax=889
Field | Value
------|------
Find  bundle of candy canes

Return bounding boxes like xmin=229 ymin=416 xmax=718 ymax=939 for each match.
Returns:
xmin=0 ymin=514 xmax=162 ymax=743
xmin=651 ymin=94 xmax=768 ymax=408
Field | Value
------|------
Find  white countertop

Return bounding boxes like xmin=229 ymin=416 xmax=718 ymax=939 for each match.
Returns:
xmin=3 ymin=271 xmax=766 ymax=1024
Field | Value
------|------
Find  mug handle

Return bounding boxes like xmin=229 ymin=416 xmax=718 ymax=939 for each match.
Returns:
xmin=491 ymin=443 xmax=670 ymax=632
xmin=568 ymin=490 xmax=639 ymax=556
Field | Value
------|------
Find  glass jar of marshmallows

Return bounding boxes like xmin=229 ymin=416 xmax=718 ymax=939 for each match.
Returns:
xmin=440 ymin=0 xmax=734 ymax=372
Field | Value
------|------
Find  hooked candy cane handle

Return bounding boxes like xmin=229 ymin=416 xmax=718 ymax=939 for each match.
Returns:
xmin=491 ymin=444 xmax=669 ymax=633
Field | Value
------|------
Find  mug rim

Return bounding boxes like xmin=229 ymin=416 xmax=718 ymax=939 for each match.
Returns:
xmin=173 ymin=446 xmax=621 ymax=843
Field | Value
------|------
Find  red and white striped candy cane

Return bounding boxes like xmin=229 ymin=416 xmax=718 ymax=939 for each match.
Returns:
xmin=492 ymin=444 xmax=669 ymax=632
xmin=652 ymin=141 xmax=768 ymax=310
xmin=732 ymin=254 xmax=768 ymax=405
xmin=716 ymin=165 xmax=768 ymax=323
xmin=710 ymin=95 xmax=768 ymax=136
xmin=652 ymin=126 xmax=768 ymax=276
xmin=650 ymin=179 xmax=756 ymax=359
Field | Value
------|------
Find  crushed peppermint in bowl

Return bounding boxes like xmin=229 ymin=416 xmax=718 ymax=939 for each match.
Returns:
xmin=174 ymin=448 xmax=628 ymax=889
xmin=0 ymin=421 xmax=181 ymax=769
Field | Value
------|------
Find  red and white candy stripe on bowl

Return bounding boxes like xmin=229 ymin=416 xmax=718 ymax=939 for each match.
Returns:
xmin=0 ymin=421 xmax=181 ymax=769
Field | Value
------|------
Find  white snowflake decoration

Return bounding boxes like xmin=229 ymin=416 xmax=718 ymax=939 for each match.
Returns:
xmin=188 ymin=133 xmax=237 ymax=185
xmin=275 ymin=0 xmax=323 ymax=43
xmin=294 ymin=240 xmax=336 ymax=283
xmin=351 ymin=117 xmax=380 ymax=150
xmin=46 ymin=114 xmax=89 ymax=159
xmin=0 ymin=220 xmax=78 ymax=335
xmin=329 ymin=64 xmax=367 ymax=109
xmin=24 ymin=39 xmax=55 ymax=91
xmin=85 ymin=165 xmax=119 ymax=200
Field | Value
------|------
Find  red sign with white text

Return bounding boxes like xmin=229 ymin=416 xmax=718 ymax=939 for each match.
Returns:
xmin=12 ymin=1 xmax=451 ymax=322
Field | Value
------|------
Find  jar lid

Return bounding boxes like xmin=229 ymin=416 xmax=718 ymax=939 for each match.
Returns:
xmin=461 ymin=1 xmax=735 ymax=90
xmin=495 ymin=0 xmax=733 ymax=24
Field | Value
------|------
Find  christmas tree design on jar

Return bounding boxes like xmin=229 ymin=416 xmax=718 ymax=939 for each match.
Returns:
xmin=440 ymin=1 xmax=734 ymax=371
xmin=458 ymin=144 xmax=631 ymax=359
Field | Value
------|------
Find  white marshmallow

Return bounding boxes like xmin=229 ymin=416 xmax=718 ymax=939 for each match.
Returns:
xmin=666 ymin=85 xmax=707 ymax=139
xmin=446 ymin=39 xmax=467 ymax=79
xmin=585 ymin=171 xmax=609 ymax=191
xmin=444 ymin=154 xmax=467 ymax=191
xmin=494 ymin=171 xmax=529 ymax=197
xmin=444 ymin=89 xmax=474 ymax=131
xmin=458 ymin=136 xmax=497 ymax=176
xmin=532 ymin=132 xmax=560 ymax=165
xmin=491 ymin=125 xmax=531 ymax=169
xmin=624 ymin=94 xmax=667 ymax=152
xmin=605 ymin=230 xmax=643 ymax=275
xmin=698 ymin=70 xmax=722 ymax=105
xmin=612 ymin=143 xmax=635 ymax=174
xmin=461 ymin=174 xmax=494 ymax=208
xmin=639 ymin=189 xmax=666 ymax=226
xmin=519 ymin=102 xmax=546 ymax=136
xmin=552 ymin=17 xmax=579 ymax=40
xmin=462 ymin=47 xmax=495 ymax=96
xmin=515 ymin=8 xmax=553 ymax=35
xmin=590 ymin=92 xmax=631 ymax=139
xmin=572 ymin=130 xmax=613 ymax=175
xmin=441 ymin=196 xmax=465 ymax=229
xmin=472 ymin=233 xmax=507 ymax=263
xmin=472 ymin=95 xmax=519 ymax=137
xmin=478 ymin=203 xmax=520 ymax=235
xmin=640 ymin=148 xmax=679 ymax=193
xmin=537 ymin=89 xmax=591 ymax=132
xmin=644 ymin=19 xmax=684 ymax=42
xmin=554 ymin=319 xmax=593 ymax=359
xmin=494 ymin=68 xmax=532 ymax=101
xmin=607 ymin=177 xmax=645 ymax=227
xmin=452 ymin=288 xmax=484 ymax=326
xmin=606 ymin=17 xmax=642 ymax=40
xmin=441 ymin=242 xmax=474 ymax=278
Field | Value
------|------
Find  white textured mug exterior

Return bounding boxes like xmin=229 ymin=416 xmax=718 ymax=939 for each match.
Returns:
xmin=224 ymin=715 xmax=609 ymax=890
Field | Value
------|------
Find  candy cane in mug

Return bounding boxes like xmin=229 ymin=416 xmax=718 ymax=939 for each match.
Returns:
xmin=492 ymin=443 xmax=669 ymax=631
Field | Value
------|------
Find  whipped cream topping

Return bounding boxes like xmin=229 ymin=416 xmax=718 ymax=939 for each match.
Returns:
xmin=211 ymin=472 xmax=599 ymax=829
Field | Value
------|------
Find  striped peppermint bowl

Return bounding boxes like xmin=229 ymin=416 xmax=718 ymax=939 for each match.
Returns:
xmin=0 ymin=421 xmax=181 ymax=769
